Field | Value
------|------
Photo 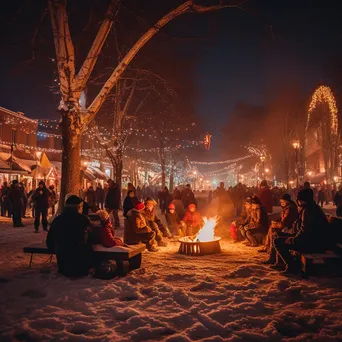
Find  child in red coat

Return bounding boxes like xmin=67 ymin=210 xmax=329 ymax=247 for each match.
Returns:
xmin=182 ymin=204 xmax=203 ymax=236
xmin=97 ymin=210 xmax=123 ymax=247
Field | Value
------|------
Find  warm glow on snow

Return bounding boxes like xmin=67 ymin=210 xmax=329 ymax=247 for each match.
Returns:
xmin=194 ymin=216 xmax=219 ymax=242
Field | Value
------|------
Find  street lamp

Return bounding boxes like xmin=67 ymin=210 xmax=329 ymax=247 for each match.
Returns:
xmin=265 ymin=168 xmax=270 ymax=174
xmin=292 ymin=141 xmax=300 ymax=188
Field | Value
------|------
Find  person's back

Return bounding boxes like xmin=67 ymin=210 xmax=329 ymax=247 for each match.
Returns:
xmin=46 ymin=198 xmax=93 ymax=277
xmin=258 ymin=183 xmax=273 ymax=213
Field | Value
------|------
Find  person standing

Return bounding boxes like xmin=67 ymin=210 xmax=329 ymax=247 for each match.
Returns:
xmin=95 ymin=183 xmax=105 ymax=210
xmin=317 ymin=187 xmax=325 ymax=207
xmin=8 ymin=180 xmax=24 ymax=227
xmin=258 ymin=180 xmax=273 ymax=214
xmin=48 ymin=185 xmax=57 ymax=216
xmin=32 ymin=181 xmax=50 ymax=232
xmin=19 ymin=182 xmax=28 ymax=218
xmin=181 ymin=184 xmax=196 ymax=209
xmin=105 ymin=181 xmax=121 ymax=229
xmin=1 ymin=182 xmax=10 ymax=217
xmin=85 ymin=186 xmax=96 ymax=212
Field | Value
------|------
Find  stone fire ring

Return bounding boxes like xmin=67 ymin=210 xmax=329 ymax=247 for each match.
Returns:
xmin=178 ymin=236 xmax=222 ymax=256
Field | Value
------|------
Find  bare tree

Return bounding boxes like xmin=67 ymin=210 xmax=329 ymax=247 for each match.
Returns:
xmin=48 ymin=0 xmax=245 ymax=207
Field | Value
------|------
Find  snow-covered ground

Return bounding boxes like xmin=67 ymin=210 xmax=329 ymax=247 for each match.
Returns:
xmin=0 ymin=213 xmax=342 ymax=342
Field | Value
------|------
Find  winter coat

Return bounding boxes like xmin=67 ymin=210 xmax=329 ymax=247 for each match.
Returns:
xmin=293 ymin=202 xmax=329 ymax=249
xmin=258 ymin=186 xmax=273 ymax=213
xmin=126 ymin=209 xmax=151 ymax=244
xmin=181 ymin=188 xmax=196 ymax=208
xmin=95 ymin=187 xmax=105 ymax=203
xmin=32 ymin=187 xmax=50 ymax=210
xmin=171 ymin=199 xmax=185 ymax=219
xmin=183 ymin=210 xmax=203 ymax=229
xmin=317 ymin=190 xmax=325 ymax=202
xmin=105 ymin=185 xmax=120 ymax=210
xmin=98 ymin=220 xmax=123 ymax=247
xmin=236 ymin=208 xmax=251 ymax=228
xmin=1 ymin=186 xmax=9 ymax=203
xmin=143 ymin=207 xmax=165 ymax=231
xmin=48 ymin=190 xmax=57 ymax=207
xmin=123 ymin=196 xmax=139 ymax=218
xmin=85 ymin=189 xmax=96 ymax=207
xmin=8 ymin=186 xmax=23 ymax=211
xmin=46 ymin=209 xmax=94 ymax=277
xmin=279 ymin=201 xmax=298 ymax=230
xmin=247 ymin=204 xmax=269 ymax=234
xmin=334 ymin=191 xmax=342 ymax=206
xmin=165 ymin=211 xmax=181 ymax=233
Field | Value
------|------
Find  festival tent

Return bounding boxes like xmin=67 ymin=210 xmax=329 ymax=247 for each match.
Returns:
xmin=31 ymin=152 xmax=59 ymax=182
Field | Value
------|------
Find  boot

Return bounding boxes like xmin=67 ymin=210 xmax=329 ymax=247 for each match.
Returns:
xmin=148 ymin=245 xmax=159 ymax=252
xmin=158 ymin=240 xmax=168 ymax=247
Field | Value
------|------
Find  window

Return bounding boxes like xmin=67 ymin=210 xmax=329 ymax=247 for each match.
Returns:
xmin=11 ymin=129 xmax=17 ymax=144
xmin=26 ymin=133 xmax=30 ymax=146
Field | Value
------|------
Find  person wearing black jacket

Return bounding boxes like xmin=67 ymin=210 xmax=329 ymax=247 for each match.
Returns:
xmin=46 ymin=195 xmax=94 ymax=277
xmin=8 ymin=180 xmax=24 ymax=227
xmin=105 ymin=181 xmax=120 ymax=229
xmin=1 ymin=182 xmax=10 ymax=217
xmin=32 ymin=181 xmax=50 ymax=232
xmin=123 ymin=190 xmax=139 ymax=218
xmin=273 ymin=188 xmax=329 ymax=273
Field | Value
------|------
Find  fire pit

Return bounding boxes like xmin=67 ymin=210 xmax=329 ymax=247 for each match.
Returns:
xmin=178 ymin=216 xmax=222 ymax=256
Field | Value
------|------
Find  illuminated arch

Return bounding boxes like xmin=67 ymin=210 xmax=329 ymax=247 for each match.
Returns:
xmin=307 ymin=85 xmax=338 ymax=137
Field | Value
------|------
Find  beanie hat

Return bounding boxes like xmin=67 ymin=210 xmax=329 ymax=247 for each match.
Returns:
xmin=145 ymin=197 xmax=156 ymax=206
xmin=297 ymin=188 xmax=314 ymax=202
xmin=168 ymin=203 xmax=175 ymax=210
xmin=65 ymin=195 xmax=82 ymax=207
xmin=65 ymin=193 xmax=77 ymax=204
xmin=135 ymin=202 xmax=145 ymax=211
xmin=245 ymin=197 xmax=252 ymax=204
xmin=38 ymin=180 xmax=45 ymax=186
xmin=280 ymin=194 xmax=291 ymax=202
xmin=188 ymin=203 xmax=196 ymax=210
xmin=251 ymin=195 xmax=262 ymax=205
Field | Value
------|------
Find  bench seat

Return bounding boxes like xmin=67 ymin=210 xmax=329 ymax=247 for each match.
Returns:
xmin=23 ymin=243 xmax=145 ymax=272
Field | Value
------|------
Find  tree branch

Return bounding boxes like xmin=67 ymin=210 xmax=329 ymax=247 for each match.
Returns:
xmin=48 ymin=0 xmax=76 ymax=100
xmin=76 ymin=0 xmax=121 ymax=92
xmin=86 ymin=0 xmax=243 ymax=122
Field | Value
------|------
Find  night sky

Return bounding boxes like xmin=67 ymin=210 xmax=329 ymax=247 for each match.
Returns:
xmin=1 ymin=0 xmax=342 ymax=130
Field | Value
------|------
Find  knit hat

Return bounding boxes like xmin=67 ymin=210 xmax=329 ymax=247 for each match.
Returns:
xmin=65 ymin=193 xmax=77 ymax=204
xmin=145 ymin=197 xmax=156 ymax=206
xmin=297 ymin=188 xmax=314 ymax=202
xmin=245 ymin=197 xmax=252 ymax=204
xmin=38 ymin=180 xmax=45 ymax=186
xmin=135 ymin=202 xmax=145 ymax=211
xmin=280 ymin=194 xmax=291 ymax=202
xmin=188 ymin=203 xmax=196 ymax=210
xmin=251 ymin=195 xmax=262 ymax=205
xmin=168 ymin=203 xmax=175 ymax=210
xmin=65 ymin=195 xmax=82 ymax=207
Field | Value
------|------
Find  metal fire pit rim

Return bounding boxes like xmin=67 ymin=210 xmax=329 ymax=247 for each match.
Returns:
xmin=178 ymin=236 xmax=222 ymax=244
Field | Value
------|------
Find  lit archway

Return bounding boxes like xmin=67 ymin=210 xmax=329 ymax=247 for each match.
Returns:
xmin=306 ymin=85 xmax=339 ymax=183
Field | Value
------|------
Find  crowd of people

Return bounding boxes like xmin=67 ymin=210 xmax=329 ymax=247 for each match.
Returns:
xmin=0 ymin=180 xmax=57 ymax=231
xmin=231 ymin=180 xmax=334 ymax=274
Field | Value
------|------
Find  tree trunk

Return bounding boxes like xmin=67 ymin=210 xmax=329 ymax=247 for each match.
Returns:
xmin=115 ymin=157 xmax=123 ymax=205
xmin=169 ymin=172 xmax=174 ymax=192
xmin=58 ymin=109 xmax=82 ymax=211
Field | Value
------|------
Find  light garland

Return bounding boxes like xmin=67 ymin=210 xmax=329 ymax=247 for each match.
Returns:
xmin=190 ymin=155 xmax=251 ymax=165
xmin=307 ymin=85 xmax=338 ymax=136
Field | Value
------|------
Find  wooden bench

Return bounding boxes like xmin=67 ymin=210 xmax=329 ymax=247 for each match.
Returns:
xmin=290 ymin=249 xmax=342 ymax=276
xmin=23 ymin=243 xmax=145 ymax=274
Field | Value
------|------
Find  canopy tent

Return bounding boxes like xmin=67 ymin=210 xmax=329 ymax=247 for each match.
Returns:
xmin=31 ymin=153 xmax=59 ymax=180
xmin=87 ymin=166 xmax=108 ymax=181
xmin=0 ymin=152 xmax=32 ymax=173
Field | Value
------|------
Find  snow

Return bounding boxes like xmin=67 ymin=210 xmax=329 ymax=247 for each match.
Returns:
xmin=0 ymin=216 xmax=342 ymax=341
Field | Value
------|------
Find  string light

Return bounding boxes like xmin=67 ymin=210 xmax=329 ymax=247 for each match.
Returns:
xmin=307 ymin=85 xmax=338 ymax=136
xmin=190 ymin=155 xmax=251 ymax=165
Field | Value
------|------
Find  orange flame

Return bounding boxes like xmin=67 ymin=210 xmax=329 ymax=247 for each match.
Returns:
xmin=194 ymin=216 xmax=219 ymax=242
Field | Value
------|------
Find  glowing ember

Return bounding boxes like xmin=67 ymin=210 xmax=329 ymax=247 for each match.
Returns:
xmin=194 ymin=216 xmax=219 ymax=242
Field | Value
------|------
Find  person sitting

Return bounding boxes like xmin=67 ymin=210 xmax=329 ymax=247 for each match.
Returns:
xmin=259 ymin=193 xmax=298 ymax=253
xmin=241 ymin=195 xmax=268 ymax=247
xmin=230 ymin=197 xmax=252 ymax=242
xmin=96 ymin=210 xmax=124 ymax=247
xmin=123 ymin=190 xmax=139 ymax=218
xmin=273 ymin=188 xmax=329 ymax=273
xmin=165 ymin=203 xmax=185 ymax=236
xmin=183 ymin=203 xmax=203 ymax=236
xmin=144 ymin=197 xmax=171 ymax=240
xmin=46 ymin=195 xmax=94 ymax=277
xmin=126 ymin=202 xmax=159 ymax=252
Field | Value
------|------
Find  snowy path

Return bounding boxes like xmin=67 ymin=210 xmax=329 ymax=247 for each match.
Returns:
xmin=0 ymin=218 xmax=342 ymax=341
